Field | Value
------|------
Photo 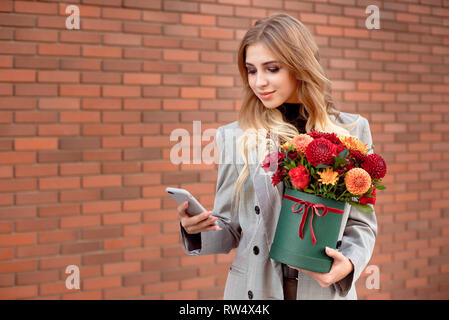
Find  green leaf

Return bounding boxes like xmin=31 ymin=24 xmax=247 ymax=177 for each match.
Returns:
xmin=316 ymin=164 xmax=331 ymax=169
xmin=375 ymin=185 xmax=387 ymax=190
xmin=337 ymin=149 xmax=349 ymax=159
xmin=348 ymin=201 xmax=373 ymax=214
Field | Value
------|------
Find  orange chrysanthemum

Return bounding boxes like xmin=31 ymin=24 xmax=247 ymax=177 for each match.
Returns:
xmin=317 ymin=168 xmax=339 ymax=186
xmin=344 ymin=168 xmax=372 ymax=196
xmin=339 ymin=135 xmax=368 ymax=154
xmin=291 ymin=134 xmax=314 ymax=153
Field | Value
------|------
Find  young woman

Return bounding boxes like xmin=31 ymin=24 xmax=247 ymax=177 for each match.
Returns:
xmin=177 ymin=13 xmax=377 ymax=300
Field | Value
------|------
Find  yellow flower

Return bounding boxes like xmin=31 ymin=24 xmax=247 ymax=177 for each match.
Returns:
xmin=317 ymin=167 xmax=339 ymax=186
xmin=281 ymin=141 xmax=291 ymax=151
xmin=339 ymin=135 xmax=368 ymax=154
xmin=344 ymin=168 xmax=371 ymax=195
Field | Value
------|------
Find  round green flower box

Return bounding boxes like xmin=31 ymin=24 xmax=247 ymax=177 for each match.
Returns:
xmin=269 ymin=188 xmax=346 ymax=273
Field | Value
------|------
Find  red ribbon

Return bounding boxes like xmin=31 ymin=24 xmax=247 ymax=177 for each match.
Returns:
xmin=283 ymin=194 xmax=344 ymax=245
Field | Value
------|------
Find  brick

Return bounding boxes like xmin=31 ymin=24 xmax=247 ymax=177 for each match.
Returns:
xmin=103 ymin=187 xmax=140 ymax=201
xmin=16 ymin=218 xmax=58 ymax=232
xmin=123 ymin=223 xmax=159 ymax=236
xmin=38 ymin=230 xmax=79 ymax=244
xmin=38 ymin=71 xmax=79 ymax=83
xmin=0 ymin=70 xmax=35 ymax=82
xmin=0 ymin=247 xmax=14 ymax=260
xmin=103 ymin=33 xmax=142 ymax=46
xmin=102 ymin=162 xmax=140 ymax=174
xmin=0 ymin=124 xmax=35 ymax=136
xmin=104 ymin=286 xmax=141 ymax=299
xmin=0 ymin=260 xmax=36 ymax=273
xmin=0 ymin=178 xmax=36 ymax=193
xmin=181 ymin=87 xmax=215 ymax=99
xmin=102 ymin=111 xmax=140 ymax=123
xmin=102 ymin=85 xmax=141 ymax=98
xmin=60 ymin=215 xmax=101 ymax=229
xmin=200 ymin=27 xmax=233 ymax=40
xmin=82 ymin=227 xmax=122 ymax=240
xmin=103 ymin=212 xmax=141 ymax=225
xmin=59 ymin=137 xmax=101 ymax=150
xmin=60 ymin=85 xmax=100 ymax=97
xmin=0 ymin=285 xmax=38 ymax=299
xmin=18 ymin=191 xmax=58 ymax=208
xmin=39 ymin=177 xmax=80 ymax=190
xmin=82 ymin=200 xmax=121 ymax=215
xmin=38 ymin=44 xmax=80 ymax=56
xmin=0 ymin=233 xmax=36 ymax=247
xmin=81 ymin=19 xmax=122 ymax=32
xmin=61 ymin=241 xmax=101 ymax=255
xmin=82 ymin=98 xmax=121 ymax=110
xmin=200 ymin=75 xmax=233 ymax=87
xmin=123 ymin=248 xmax=160 ymax=261
xmin=182 ymin=13 xmax=216 ymax=26
xmin=39 ymin=98 xmax=79 ymax=110
xmin=82 ymin=175 xmax=122 ymax=188
xmin=124 ymin=48 xmax=161 ymax=60
xmin=59 ymin=163 xmax=100 ymax=176
xmin=102 ymin=137 xmax=140 ymax=148
xmin=60 ymin=111 xmax=100 ymax=123
xmin=103 ymin=237 xmax=141 ymax=250
xmin=62 ymin=290 xmax=102 ymax=300
xmin=144 ymin=281 xmax=179 ymax=295
xmin=82 ymin=252 xmax=121 ymax=265
xmin=164 ymin=49 xmax=199 ymax=62
xmin=123 ymin=73 xmax=161 ymax=85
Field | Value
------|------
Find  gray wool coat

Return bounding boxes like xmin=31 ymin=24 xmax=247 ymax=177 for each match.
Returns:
xmin=180 ymin=111 xmax=378 ymax=300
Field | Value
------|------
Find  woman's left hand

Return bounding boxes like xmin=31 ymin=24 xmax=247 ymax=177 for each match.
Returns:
xmin=288 ymin=247 xmax=354 ymax=288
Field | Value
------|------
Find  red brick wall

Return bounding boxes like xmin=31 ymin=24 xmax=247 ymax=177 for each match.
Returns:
xmin=0 ymin=0 xmax=448 ymax=300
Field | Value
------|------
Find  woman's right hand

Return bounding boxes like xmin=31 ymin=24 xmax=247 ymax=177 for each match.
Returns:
xmin=178 ymin=201 xmax=222 ymax=234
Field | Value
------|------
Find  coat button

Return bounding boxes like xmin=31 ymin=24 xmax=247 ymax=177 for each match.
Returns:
xmin=253 ymin=246 xmax=259 ymax=255
xmin=248 ymin=290 xmax=253 ymax=300
xmin=254 ymin=205 xmax=260 ymax=214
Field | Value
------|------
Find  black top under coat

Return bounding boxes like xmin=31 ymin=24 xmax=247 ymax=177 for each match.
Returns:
xmin=277 ymin=102 xmax=308 ymax=134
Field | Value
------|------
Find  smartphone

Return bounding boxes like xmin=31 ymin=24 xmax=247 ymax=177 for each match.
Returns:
xmin=166 ymin=187 xmax=207 ymax=216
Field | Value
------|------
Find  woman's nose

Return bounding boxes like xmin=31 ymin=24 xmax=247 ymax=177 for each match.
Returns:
xmin=256 ymin=72 xmax=268 ymax=88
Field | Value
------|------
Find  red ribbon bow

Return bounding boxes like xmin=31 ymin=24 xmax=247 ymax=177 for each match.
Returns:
xmin=283 ymin=194 xmax=344 ymax=245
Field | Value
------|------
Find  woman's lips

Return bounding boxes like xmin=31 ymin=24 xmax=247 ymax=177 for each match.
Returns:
xmin=259 ymin=91 xmax=275 ymax=100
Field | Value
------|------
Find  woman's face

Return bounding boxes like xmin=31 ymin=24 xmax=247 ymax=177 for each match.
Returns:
xmin=245 ymin=42 xmax=301 ymax=109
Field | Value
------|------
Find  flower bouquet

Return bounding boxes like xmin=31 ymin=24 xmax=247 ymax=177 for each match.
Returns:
xmin=266 ymin=130 xmax=387 ymax=273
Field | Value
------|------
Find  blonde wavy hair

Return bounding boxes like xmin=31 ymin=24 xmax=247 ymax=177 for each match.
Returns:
xmin=231 ymin=13 xmax=360 ymax=211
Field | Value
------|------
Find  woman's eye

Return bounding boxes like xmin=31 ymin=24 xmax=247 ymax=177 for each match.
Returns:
xmin=247 ymin=69 xmax=256 ymax=74
xmin=268 ymin=67 xmax=279 ymax=73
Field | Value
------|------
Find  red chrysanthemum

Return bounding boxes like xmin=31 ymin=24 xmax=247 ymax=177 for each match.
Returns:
xmin=349 ymin=150 xmax=367 ymax=165
xmin=307 ymin=130 xmax=343 ymax=146
xmin=360 ymin=187 xmax=376 ymax=205
xmin=271 ymin=167 xmax=286 ymax=187
xmin=305 ymin=137 xmax=338 ymax=166
xmin=289 ymin=165 xmax=310 ymax=189
xmin=361 ymin=153 xmax=387 ymax=179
